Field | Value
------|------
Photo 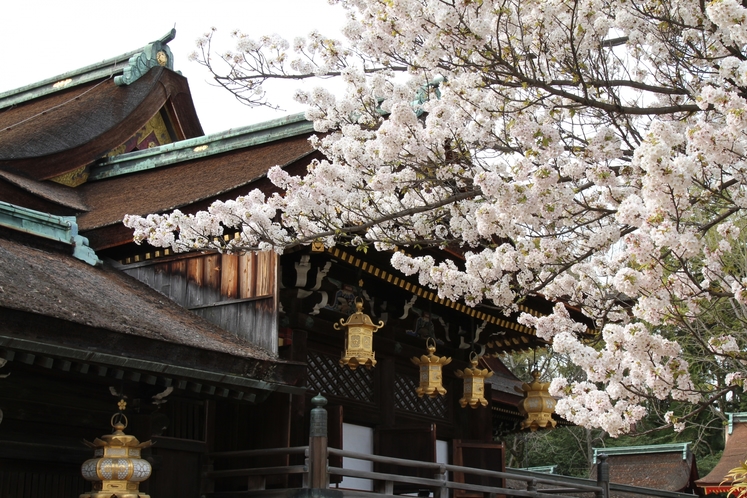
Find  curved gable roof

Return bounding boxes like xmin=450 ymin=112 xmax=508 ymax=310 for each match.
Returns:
xmin=0 ymin=67 xmax=202 ymax=180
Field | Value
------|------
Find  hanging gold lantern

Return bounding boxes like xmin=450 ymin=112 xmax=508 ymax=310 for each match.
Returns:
xmin=516 ymin=370 xmax=557 ymax=431
xmin=80 ymin=412 xmax=153 ymax=498
xmin=455 ymin=352 xmax=493 ymax=408
xmin=334 ymin=298 xmax=384 ymax=370
xmin=411 ymin=337 xmax=452 ymax=397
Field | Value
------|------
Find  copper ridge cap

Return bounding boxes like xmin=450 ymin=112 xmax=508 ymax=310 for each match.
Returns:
xmin=0 ymin=29 xmax=177 ymax=110
xmin=592 ymin=442 xmax=692 ymax=463
xmin=89 ymin=112 xmax=314 ymax=181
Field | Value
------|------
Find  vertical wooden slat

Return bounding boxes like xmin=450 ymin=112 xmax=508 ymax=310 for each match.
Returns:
xmin=220 ymin=254 xmax=239 ymax=300
xmin=137 ymin=266 xmax=153 ymax=288
xmin=186 ymin=256 xmax=205 ymax=308
xmin=31 ymin=471 xmax=39 ymax=498
xmin=238 ymin=252 xmax=256 ymax=299
xmin=219 ymin=305 xmax=240 ymax=338
xmin=51 ymin=474 xmax=60 ymax=498
xmin=268 ymin=251 xmax=276 ymax=296
xmin=256 ymin=251 xmax=276 ymax=296
xmin=170 ymin=259 xmax=188 ymax=306
xmin=152 ymin=262 xmax=169 ymax=297
xmin=203 ymin=254 xmax=221 ymax=304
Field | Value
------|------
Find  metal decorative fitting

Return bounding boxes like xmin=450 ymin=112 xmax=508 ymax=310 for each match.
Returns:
xmin=114 ymin=29 xmax=176 ymax=86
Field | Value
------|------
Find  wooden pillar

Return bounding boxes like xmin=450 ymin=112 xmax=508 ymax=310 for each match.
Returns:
xmin=308 ymin=394 xmax=329 ymax=489
xmin=200 ymin=400 xmax=216 ymax=496
xmin=379 ymin=356 xmax=396 ymax=427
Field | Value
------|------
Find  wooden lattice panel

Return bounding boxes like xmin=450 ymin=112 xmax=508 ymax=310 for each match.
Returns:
xmin=307 ymin=352 xmax=374 ymax=402
xmin=394 ymin=373 xmax=447 ymax=419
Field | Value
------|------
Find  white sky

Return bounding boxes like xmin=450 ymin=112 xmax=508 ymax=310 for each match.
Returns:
xmin=0 ymin=0 xmax=348 ymax=134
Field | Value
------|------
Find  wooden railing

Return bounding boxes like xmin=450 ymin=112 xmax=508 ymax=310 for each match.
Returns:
xmin=202 ymin=395 xmax=692 ymax=498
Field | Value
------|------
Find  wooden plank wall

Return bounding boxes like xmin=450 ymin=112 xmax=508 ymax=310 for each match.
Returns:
xmin=124 ymin=252 xmax=278 ymax=353
xmin=0 ymin=467 xmax=87 ymax=498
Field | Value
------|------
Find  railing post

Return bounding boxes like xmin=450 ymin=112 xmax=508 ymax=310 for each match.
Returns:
xmin=527 ymin=477 xmax=537 ymax=496
xmin=433 ymin=463 xmax=448 ymax=498
xmin=596 ymin=453 xmax=610 ymax=498
xmin=308 ymin=393 xmax=329 ymax=490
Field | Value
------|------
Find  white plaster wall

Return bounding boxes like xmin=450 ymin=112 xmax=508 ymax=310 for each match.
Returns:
xmin=340 ymin=422 xmax=374 ymax=491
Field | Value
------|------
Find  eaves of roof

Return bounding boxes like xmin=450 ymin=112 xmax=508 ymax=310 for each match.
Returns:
xmin=0 ymin=334 xmax=305 ymax=398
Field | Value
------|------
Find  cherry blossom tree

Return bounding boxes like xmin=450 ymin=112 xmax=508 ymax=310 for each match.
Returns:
xmin=125 ymin=0 xmax=747 ymax=436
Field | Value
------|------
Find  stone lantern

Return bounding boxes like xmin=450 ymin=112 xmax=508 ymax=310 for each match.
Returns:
xmin=411 ymin=338 xmax=452 ymax=397
xmin=334 ymin=298 xmax=384 ymax=370
xmin=516 ymin=370 xmax=557 ymax=431
xmin=80 ymin=413 xmax=153 ymax=498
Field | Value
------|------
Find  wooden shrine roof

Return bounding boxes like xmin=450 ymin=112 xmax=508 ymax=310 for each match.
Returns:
xmin=0 ymin=168 xmax=89 ymax=215
xmin=0 ymin=67 xmax=202 ymax=180
xmin=0 ymin=232 xmax=304 ymax=394
xmin=590 ymin=444 xmax=698 ymax=496
xmin=697 ymin=420 xmax=747 ymax=494
xmin=78 ymin=129 xmax=316 ymax=249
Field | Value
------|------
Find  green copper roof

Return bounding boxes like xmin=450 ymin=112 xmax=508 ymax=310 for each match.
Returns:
xmin=517 ymin=465 xmax=558 ymax=474
xmin=727 ymin=412 xmax=747 ymax=434
xmin=592 ymin=443 xmax=691 ymax=463
xmin=0 ymin=201 xmax=101 ymax=266
xmin=89 ymin=112 xmax=314 ymax=181
xmin=0 ymin=29 xmax=176 ymax=110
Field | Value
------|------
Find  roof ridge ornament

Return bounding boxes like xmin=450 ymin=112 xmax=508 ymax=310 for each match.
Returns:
xmin=114 ymin=29 xmax=176 ymax=86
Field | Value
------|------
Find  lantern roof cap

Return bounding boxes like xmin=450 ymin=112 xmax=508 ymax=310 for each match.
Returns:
xmin=85 ymin=413 xmax=152 ymax=449
xmin=335 ymin=299 xmax=384 ymax=330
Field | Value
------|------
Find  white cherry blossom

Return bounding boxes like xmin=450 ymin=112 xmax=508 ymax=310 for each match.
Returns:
xmin=125 ymin=0 xmax=747 ymax=435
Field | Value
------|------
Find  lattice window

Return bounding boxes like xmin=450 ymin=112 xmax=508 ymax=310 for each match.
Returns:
xmin=307 ymin=351 xmax=374 ymax=402
xmin=394 ymin=373 xmax=447 ymax=419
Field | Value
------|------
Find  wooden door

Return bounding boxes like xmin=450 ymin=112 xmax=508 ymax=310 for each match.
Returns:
xmin=374 ymin=424 xmax=437 ymax=493
xmin=452 ymin=439 xmax=506 ymax=498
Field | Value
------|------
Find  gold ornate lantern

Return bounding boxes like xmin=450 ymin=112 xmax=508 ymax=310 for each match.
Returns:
xmin=411 ymin=337 xmax=452 ymax=397
xmin=80 ymin=413 xmax=153 ymax=498
xmin=455 ymin=352 xmax=493 ymax=408
xmin=334 ymin=298 xmax=384 ymax=370
xmin=516 ymin=370 xmax=557 ymax=431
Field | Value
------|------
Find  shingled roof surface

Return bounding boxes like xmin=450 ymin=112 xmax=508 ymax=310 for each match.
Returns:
xmin=697 ymin=422 xmax=747 ymax=489
xmin=590 ymin=449 xmax=698 ymax=497
xmin=0 ymin=169 xmax=88 ymax=212
xmin=77 ymin=133 xmax=315 ymax=232
xmin=613 ymin=453 xmax=693 ymax=490
xmin=0 ymin=67 xmax=202 ymax=180
xmin=0 ymin=234 xmax=276 ymax=361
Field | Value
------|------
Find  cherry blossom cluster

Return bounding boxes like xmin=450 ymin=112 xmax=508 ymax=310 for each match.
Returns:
xmin=125 ymin=0 xmax=747 ymax=434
